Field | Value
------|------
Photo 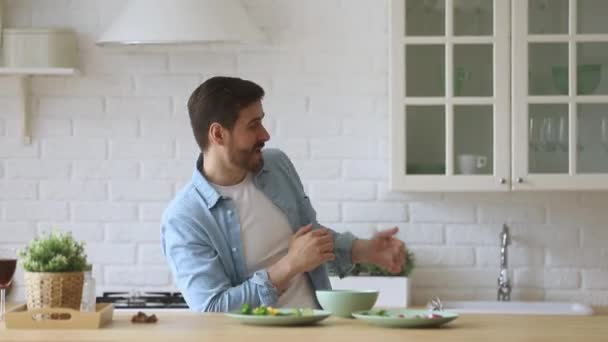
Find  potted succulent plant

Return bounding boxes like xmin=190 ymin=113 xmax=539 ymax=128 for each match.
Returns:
xmin=19 ymin=231 xmax=88 ymax=310
xmin=329 ymin=250 xmax=415 ymax=308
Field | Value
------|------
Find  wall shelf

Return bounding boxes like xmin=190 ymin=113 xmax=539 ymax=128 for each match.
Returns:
xmin=0 ymin=68 xmax=78 ymax=144
xmin=0 ymin=67 xmax=77 ymax=75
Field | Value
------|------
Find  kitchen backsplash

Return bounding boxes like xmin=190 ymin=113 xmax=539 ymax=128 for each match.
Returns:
xmin=1 ymin=0 xmax=607 ymax=305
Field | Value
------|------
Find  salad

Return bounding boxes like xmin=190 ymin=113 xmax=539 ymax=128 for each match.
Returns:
xmin=365 ymin=309 xmax=443 ymax=319
xmin=239 ymin=304 xmax=315 ymax=317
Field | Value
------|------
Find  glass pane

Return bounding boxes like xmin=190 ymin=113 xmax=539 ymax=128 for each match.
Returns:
xmin=528 ymin=104 xmax=569 ymax=174
xmin=454 ymin=0 xmax=493 ymax=36
xmin=454 ymin=44 xmax=493 ymax=96
xmin=577 ymin=104 xmax=608 ymax=173
xmin=577 ymin=43 xmax=607 ymax=95
xmin=406 ymin=0 xmax=445 ymax=36
xmin=578 ymin=0 xmax=608 ymax=34
xmin=454 ymin=105 xmax=493 ymax=175
xmin=529 ymin=43 xmax=569 ymax=95
xmin=406 ymin=45 xmax=445 ymax=97
xmin=529 ymin=0 xmax=568 ymax=34
xmin=406 ymin=105 xmax=445 ymax=174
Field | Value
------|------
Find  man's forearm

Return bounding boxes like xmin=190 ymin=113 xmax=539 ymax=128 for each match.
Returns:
xmin=267 ymin=255 xmax=298 ymax=293
xmin=351 ymin=239 xmax=372 ymax=264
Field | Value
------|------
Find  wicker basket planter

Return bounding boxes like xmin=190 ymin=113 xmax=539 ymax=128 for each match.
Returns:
xmin=24 ymin=271 xmax=84 ymax=310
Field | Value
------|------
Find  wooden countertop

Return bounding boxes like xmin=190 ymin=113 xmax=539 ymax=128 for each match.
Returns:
xmin=2 ymin=308 xmax=608 ymax=342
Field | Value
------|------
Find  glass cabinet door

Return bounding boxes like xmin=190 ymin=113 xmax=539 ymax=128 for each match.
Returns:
xmin=390 ymin=0 xmax=510 ymax=191
xmin=513 ymin=0 xmax=608 ymax=190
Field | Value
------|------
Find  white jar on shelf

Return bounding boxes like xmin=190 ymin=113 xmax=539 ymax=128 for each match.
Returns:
xmin=1 ymin=28 xmax=77 ymax=68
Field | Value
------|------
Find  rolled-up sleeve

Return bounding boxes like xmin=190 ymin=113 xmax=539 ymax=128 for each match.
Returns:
xmin=161 ymin=209 xmax=278 ymax=312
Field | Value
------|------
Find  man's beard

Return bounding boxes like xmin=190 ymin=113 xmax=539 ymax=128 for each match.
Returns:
xmin=228 ymin=142 xmax=265 ymax=173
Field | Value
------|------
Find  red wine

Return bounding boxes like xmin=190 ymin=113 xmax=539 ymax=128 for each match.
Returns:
xmin=0 ymin=259 xmax=17 ymax=289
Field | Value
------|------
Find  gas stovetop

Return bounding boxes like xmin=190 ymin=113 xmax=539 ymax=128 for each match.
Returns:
xmin=96 ymin=291 xmax=189 ymax=309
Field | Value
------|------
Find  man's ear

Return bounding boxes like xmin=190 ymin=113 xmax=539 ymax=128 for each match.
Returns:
xmin=209 ymin=122 xmax=227 ymax=147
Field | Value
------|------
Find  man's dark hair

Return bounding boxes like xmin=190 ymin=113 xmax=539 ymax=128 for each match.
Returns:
xmin=188 ymin=76 xmax=265 ymax=151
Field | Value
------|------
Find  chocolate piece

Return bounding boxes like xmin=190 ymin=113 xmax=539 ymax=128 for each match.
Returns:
xmin=131 ymin=311 xmax=158 ymax=324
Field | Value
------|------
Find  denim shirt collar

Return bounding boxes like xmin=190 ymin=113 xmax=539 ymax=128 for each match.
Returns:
xmin=192 ymin=153 xmax=270 ymax=209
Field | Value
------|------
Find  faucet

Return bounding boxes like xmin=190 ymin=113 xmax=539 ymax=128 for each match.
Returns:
xmin=497 ymin=224 xmax=511 ymax=301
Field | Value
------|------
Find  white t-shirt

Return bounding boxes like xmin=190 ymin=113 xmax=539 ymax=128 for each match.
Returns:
xmin=213 ymin=173 xmax=317 ymax=308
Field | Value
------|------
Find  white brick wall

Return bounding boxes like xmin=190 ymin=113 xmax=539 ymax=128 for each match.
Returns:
xmin=42 ymin=138 xmax=107 ymax=159
xmin=105 ymin=266 xmax=171 ymax=286
xmin=109 ymin=139 xmax=175 ymax=160
xmin=478 ymin=204 xmax=546 ymax=224
xmin=37 ymin=97 xmax=104 ymax=117
xmin=110 ymin=181 xmax=174 ymax=201
xmin=292 ymin=159 xmax=341 ymax=180
xmin=0 ymin=181 xmax=37 ymax=200
xmin=106 ymin=223 xmax=161 ymax=242
xmin=276 ymin=116 xmax=340 ymax=138
xmin=514 ymin=269 xmax=581 ymax=289
xmin=583 ymin=270 xmax=608 ymax=290
xmin=409 ymin=247 xmax=475 ymax=267
xmin=87 ymin=244 xmax=136 ymax=264
xmin=137 ymin=244 xmax=166 ymax=265
xmin=139 ymin=203 xmax=168 ymax=222
xmin=30 ymin=118 xmax=71 ymax=137
xmin=37 ymin=222 xmax=104 ymax=242
xmin=477 ymin=246 xmax=545 ymax=267
xmin=170 ymin=52 xmax=237 ymax=74
xmin=40 ymin=180 xmax=108 ymax=201
xmin=0 ymin=139 xmax=39 ymax=158
xmin=73 ymin=118 xmax=138 ymax=137
xmin=72 ymin=203 xmax=138 ymax=222
xmin=6 ymin=201 xmax=69 ymax=221
xmin=105 ymin=97 xmax=172 ymax=119
xmin=309 ymin=181 xmax=376 ymax=201
xmin=73 ymin=160 xmax=139 ymax=180
xmin=1 ymin=0 xmax=607 ymax=306
xmin=0 ymin=223 xmax=37 ymax=242
xmin=384 ymin=223 xmax=444 ymax=245
xmin=343 ymin=203 xmax=407 ymax=222
xmin=411 ymin=202 xmax=476 ymax=223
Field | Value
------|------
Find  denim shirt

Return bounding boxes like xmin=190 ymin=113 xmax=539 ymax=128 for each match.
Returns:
xmin=161 ymin=148 xmax=357 ymax=312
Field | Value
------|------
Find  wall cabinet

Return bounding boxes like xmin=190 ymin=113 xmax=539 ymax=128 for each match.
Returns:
xmin=390 ymin=0 xmax=608 ymax=191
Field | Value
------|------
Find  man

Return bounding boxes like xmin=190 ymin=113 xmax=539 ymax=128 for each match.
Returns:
xmin=161 ymin=76 xmax=406 ymax=312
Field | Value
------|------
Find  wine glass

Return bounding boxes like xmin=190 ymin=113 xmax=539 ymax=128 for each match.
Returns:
xmin=601 ymin=117 xmax=608 ymax=152
xmin=557 ymin=116 xmax=568 ymax=152
xmin=529 ymin=116 xmax=540 ymax=151
xmin=540 ymin=117 xmax=557 ymax=152
xmin=0 ymin=248 xmax=17 ymax=321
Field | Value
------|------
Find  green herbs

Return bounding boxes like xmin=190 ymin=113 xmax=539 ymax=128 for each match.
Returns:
xmin=361 ymin=309 xmax=388 ymax=316
xmin=240 ymin=303 xmax=252 ymax=314
xmin=239 ymin=304 xmax=279 ymax=316
xmin=19 ymin=231 xmax=88 ymax=272
xmin=253 ymin=305 xmax=273 ymax=315
xmin=351 ymin=250 xmax=416 ymax=277
xmin=238 ymin=304 xmax=314 ymax=317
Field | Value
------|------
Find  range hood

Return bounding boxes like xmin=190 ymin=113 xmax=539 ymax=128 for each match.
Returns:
xmin=97 ymin=0 xmax=265 ymax=45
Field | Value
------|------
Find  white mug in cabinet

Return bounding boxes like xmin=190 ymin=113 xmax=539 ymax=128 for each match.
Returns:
xmin=457 ymin=154 xmax=487 ymax=175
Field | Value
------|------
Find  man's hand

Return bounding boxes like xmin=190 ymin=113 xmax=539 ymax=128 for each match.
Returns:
xmin=286 ymin=224 xmax=335 ymax=273
xmin=352 ymin=227 xmax=406 ymax=274
xmin=268 ymin=224 xmax=335 ymax=292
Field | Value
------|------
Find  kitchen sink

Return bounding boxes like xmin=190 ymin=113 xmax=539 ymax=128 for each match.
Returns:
xmin=441 ymin=301 xmax=594 ymax=316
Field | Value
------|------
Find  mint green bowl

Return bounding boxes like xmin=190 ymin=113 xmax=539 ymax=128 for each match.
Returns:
xmin=315 ymin=290 xmax=379 ymax=318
